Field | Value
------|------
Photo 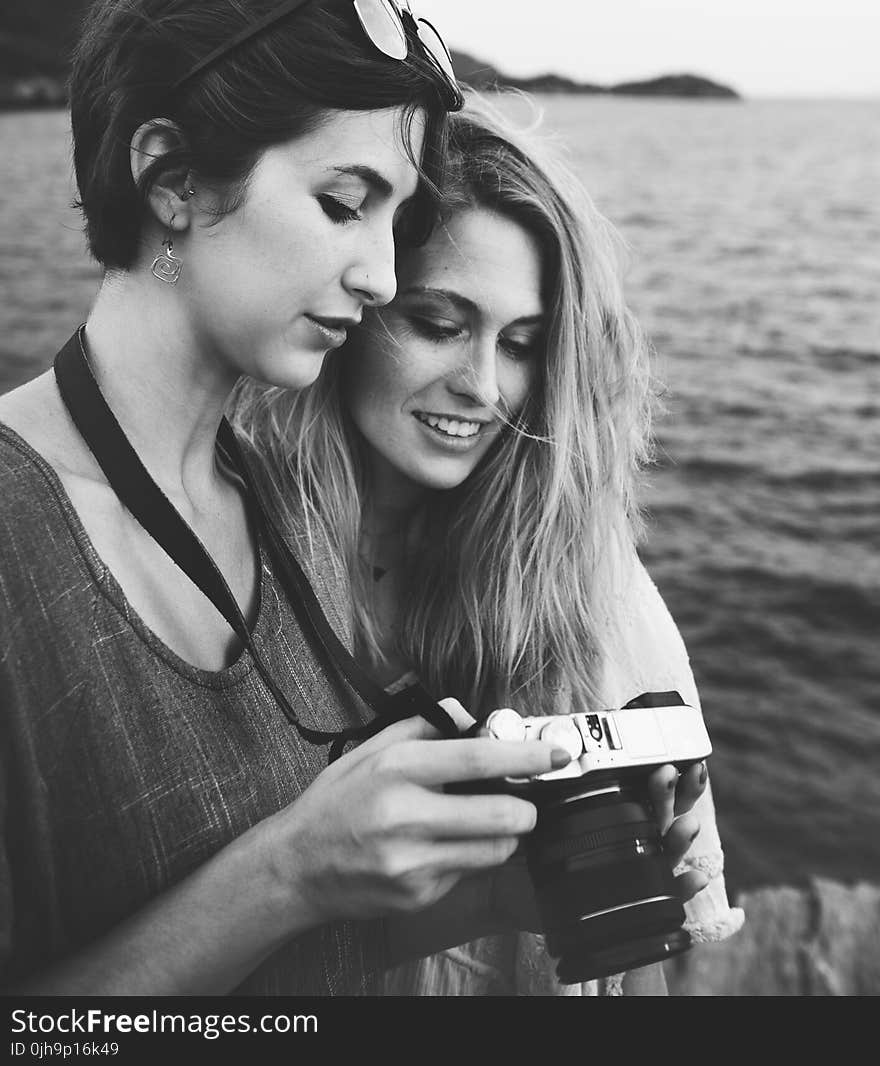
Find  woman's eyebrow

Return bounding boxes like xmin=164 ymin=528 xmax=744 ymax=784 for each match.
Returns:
xmin=329 ymin=164 xmax=394 ymax=198
xmin=400 ymin=287 xmax=545 ymax=326
xmin=399 ymin=287 xmax=473 ymax=313
xmin=506 ymin=314 xmax=545 ymax=327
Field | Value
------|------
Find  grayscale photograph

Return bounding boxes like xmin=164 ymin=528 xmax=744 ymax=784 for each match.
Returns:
xmin=0 ymin=0 xmax=877 ymax=1015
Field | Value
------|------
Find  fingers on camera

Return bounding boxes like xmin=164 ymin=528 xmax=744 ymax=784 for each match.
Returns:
xmin=674 ymin=867 xmax=709 ymax=903
xmin=665 ymin=811 xmax=701 ymax=863
xmin=673 ymin=760 xmax=707 ymax=816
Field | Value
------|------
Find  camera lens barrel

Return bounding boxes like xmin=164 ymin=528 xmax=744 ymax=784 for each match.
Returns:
xmin=526 ymin=782 xmax=691 ymax=983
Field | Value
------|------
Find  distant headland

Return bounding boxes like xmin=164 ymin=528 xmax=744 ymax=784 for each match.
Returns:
xmin=0 ymin=3 xmax=741 ymax=111
xmin=449 ymin=50 xmax=741 ymax=100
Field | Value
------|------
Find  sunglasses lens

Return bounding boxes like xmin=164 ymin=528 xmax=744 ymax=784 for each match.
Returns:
xmin=416 ymin=18 xmax=458 ymax=87
xmin=353 ymin=0 xmax=408 ymax=60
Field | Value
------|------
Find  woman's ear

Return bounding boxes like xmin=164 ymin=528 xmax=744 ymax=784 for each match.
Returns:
xmin=130 ymin=119 xmax=195 ymax=235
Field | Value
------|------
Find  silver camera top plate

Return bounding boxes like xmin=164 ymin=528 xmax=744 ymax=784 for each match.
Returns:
xmin=485 ymin=703 xmax=712 ymax=782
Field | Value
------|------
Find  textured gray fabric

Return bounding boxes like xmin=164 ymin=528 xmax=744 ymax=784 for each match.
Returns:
xmin=0 ymin=422 xmax=383 ymax=993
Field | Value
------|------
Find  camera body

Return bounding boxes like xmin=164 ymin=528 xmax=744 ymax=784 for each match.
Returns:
xmin=485 ymin=698 xmax=711 ymax=788
xmin=479 ymin=693 xmax=712 ymax=984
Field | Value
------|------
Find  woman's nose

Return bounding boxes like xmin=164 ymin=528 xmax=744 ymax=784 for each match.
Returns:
xmin=342 ymin=230 xmax=398 ymax=308
xmin=451 ymin=338 xmax=501 ymax=408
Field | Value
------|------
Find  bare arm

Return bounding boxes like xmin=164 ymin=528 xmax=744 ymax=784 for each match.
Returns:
xmin=4 ymin=712 xmax=567 ymax=995
xmin=5 ymin=819 xmax=310 ymax=995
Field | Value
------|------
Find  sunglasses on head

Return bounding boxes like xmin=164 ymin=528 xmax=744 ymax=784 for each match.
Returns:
xmin=171 ymin=0 xmax=458 ymax=98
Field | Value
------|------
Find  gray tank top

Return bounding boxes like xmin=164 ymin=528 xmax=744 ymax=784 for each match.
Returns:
xmin=0 ymin=423 xmax=384 ymax=993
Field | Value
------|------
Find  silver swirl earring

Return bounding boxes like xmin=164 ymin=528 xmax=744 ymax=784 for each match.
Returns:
xmin=151 ymin=213 xmax=182 ymax=285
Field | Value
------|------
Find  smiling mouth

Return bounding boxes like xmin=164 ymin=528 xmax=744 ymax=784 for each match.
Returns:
xmin=414 ymin=412 xmax=486 ymax=439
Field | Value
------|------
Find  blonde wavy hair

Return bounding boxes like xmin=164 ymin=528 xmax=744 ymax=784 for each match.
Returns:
xmin=233 ymin=91 xmax=659 ymax=714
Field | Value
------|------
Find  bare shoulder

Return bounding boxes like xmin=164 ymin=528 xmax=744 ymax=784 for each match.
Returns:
xmin=0 ymin=371 xmax=98 ymax=479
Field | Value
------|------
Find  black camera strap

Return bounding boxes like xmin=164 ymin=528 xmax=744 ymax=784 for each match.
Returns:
xmin=622 ymin=691 xmax=685 ymax=709
xmin=52 ymin=327 xmax=459 ymax=762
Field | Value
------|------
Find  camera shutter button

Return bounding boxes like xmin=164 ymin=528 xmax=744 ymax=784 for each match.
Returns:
xmin=538 ymin=718 xmax=584 ymax=760
xmin=485 ymin=707 xmax=527 ymax=742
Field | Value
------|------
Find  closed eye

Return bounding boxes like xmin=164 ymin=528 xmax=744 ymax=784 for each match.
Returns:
xmin=318 ymin=194 xmax=362 ymax=224
xmin=500 ymin=336 xmax=541 ymax=361
xmin=410 ymin=316 xmax=462 ymax=341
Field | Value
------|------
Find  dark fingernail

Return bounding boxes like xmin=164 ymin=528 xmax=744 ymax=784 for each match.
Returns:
xmin=699 ymin=762 xmax=708 ymax=785
xmin=551 ymin=748 xmax=573 ymax=769
xmin=667 ymin=770 xmax=681 ymax=790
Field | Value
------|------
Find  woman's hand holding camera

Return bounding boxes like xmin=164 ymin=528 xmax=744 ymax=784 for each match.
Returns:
xmin=256 ymin=699 xmax=571 ymax=933
xmin=648 ymin=759 xmax=710 ymax=901
xmin=477 ymin=712 xmax=711 ymax=934
xmin=485 ymin=764 xmax=709 ymax=935
xmin=255 ymin=697 xmax=708 ymax=950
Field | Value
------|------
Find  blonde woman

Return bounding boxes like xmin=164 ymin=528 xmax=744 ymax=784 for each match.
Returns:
xmin=235 ymin=93 xmax=745 ymax=995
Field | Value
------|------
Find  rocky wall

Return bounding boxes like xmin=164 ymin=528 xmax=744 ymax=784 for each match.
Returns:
xmin=664 ymin=878 xmax=880 ymax=995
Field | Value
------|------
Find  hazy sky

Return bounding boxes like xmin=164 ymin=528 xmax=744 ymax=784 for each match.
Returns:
xmin=418 ymin=0 xmax=880 ymax=98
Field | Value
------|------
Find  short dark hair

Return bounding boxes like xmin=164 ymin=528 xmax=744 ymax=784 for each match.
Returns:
xmin=69 ymin=0 xmax=461 ymax=269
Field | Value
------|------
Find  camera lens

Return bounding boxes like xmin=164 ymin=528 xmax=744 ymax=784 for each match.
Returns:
xmin=525 ymin=780 xmax=690 ymax=983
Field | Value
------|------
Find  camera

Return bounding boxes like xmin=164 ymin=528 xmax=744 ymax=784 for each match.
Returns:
xmin=472 ymin=691 xmax=712 ymax=983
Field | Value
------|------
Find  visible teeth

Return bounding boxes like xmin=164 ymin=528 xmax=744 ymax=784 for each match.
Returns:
xmin=418 ymin=413 xmax=482 ymax=438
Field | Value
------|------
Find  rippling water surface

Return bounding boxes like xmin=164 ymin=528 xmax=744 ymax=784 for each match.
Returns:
xmin=1 ymin=100 xmax=878 ymax=893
